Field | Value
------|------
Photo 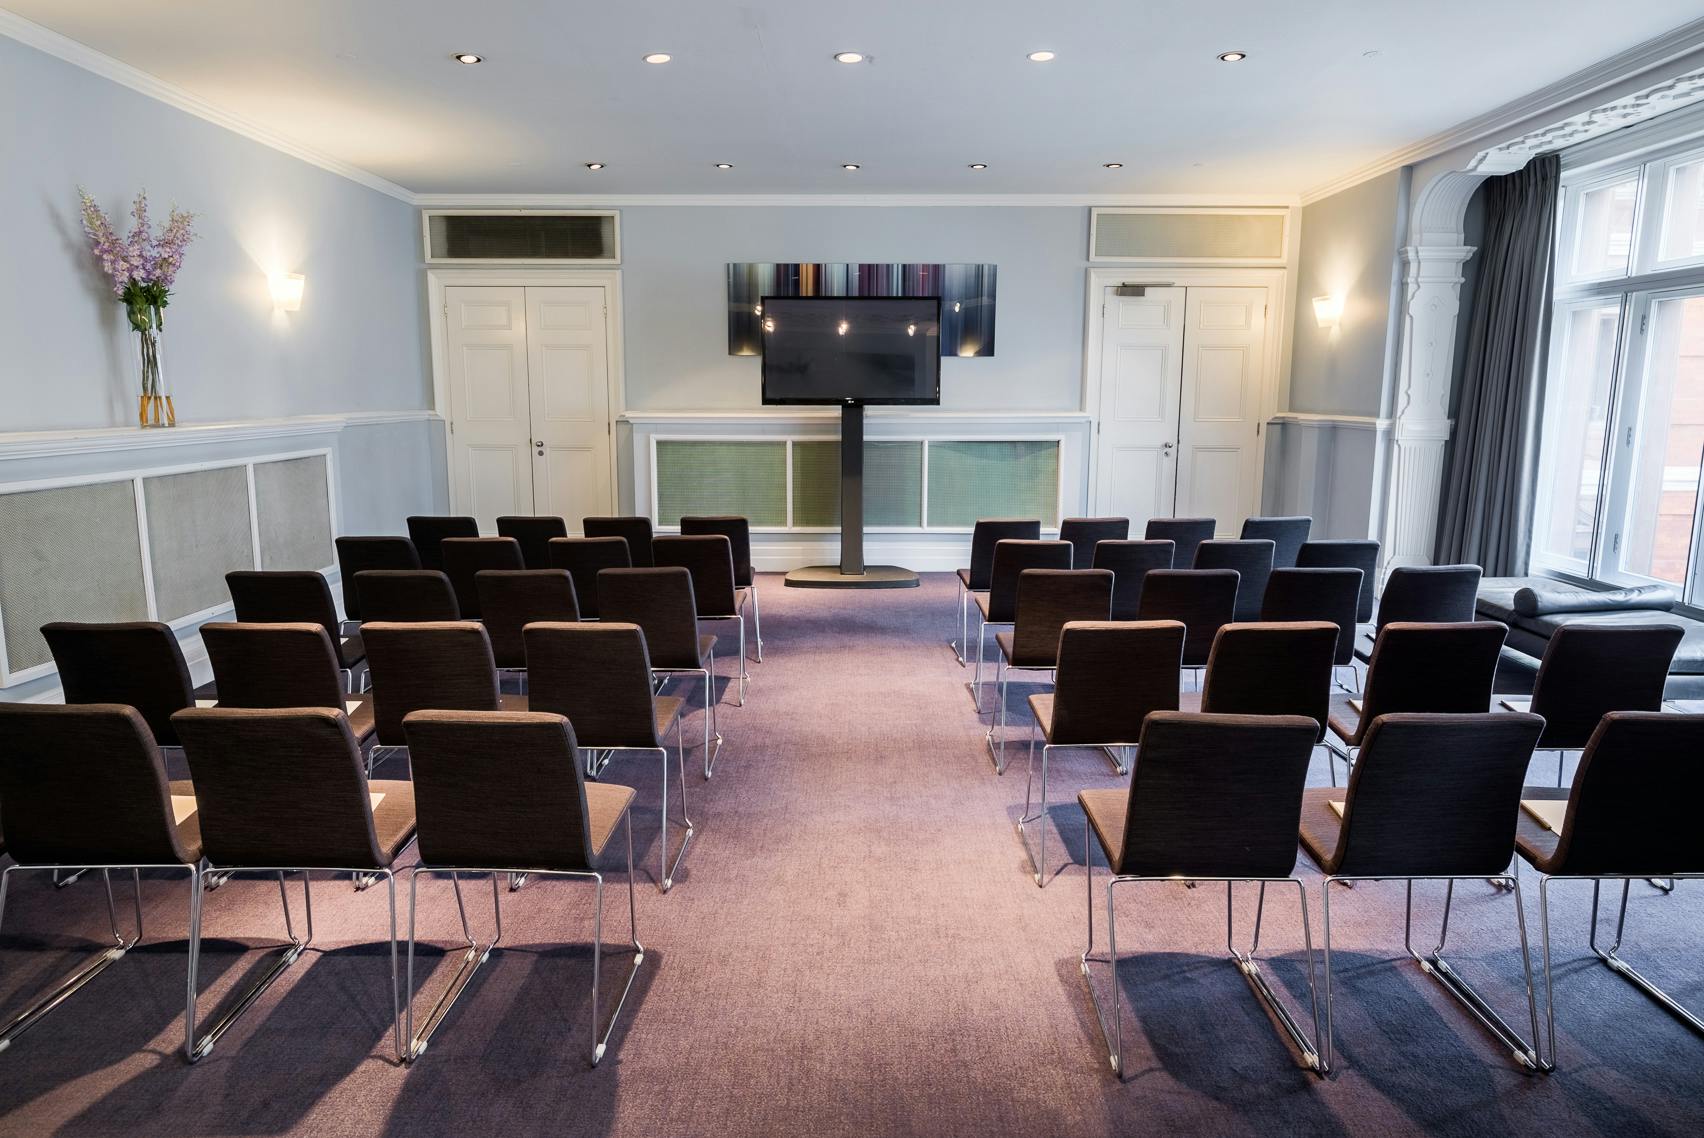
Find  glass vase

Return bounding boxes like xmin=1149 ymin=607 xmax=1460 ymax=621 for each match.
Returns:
xmin=135 ymin=323 xmax=175 ymax=428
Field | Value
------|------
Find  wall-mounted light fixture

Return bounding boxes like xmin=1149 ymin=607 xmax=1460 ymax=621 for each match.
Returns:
xmin=1312 ymin=294 xmax=1344 ymax=328
xmin=270 ymin=273 xmax=305 ymax=312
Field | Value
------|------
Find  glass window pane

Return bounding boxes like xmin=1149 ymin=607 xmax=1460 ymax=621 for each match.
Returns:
xmin=654 ymin=441 xmax=787 ymax=527
xmin=926 ymin=441 xmax=1059 ymax=528
xmin=1534 ymin=303 xmax=1622 ymax=568
xmin=1570 ymin=177 xmax=1638 ymax=279
xmin=1658 ymin=157 xmax=1704 ymax=265
xmin=1620 ymin=294 xmax=1704 ymax=586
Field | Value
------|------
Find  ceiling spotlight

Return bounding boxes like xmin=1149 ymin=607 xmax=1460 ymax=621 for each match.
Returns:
xmin=584 ymin=162 xmax=605 ymax=170
xmin=1103 ymin=162 xmax=1123 ymax=169
xmin=841 ymin=163 xmax=860 ymax=171
xmin=453 ymin=53 xmax=483 ymax=65
xmin=715 ymin=162 xmax=734 ymax=169
xmin=1217 ymin=50 xmax=1247 ymax=62
xmin=968 ymin=163 xmax=988 ymax=170
xmin=643 ymin=52 xmax=671 ymax=64
xmin=834 ymin=51 xmax=865 ymax=64
xmin=1026 ymin=50 xmax=1056 ymax=62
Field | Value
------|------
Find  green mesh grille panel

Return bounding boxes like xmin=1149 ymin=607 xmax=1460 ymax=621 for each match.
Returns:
xmin=926 ymin=441 xmax=1059 ymax=527
xmin=791 ymin=442 xmax=924 ymax=528
xmin=655 ymin=441 xmax=788 ymax=527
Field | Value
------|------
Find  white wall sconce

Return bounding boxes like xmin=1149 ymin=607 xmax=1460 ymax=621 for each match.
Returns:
xmin=1312 ymin=294 xmax=1344 ymax=328
xmin=270 ymin=273 xmax=305 ymax=312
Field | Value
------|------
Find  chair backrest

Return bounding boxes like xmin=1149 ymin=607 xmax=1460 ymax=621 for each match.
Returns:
xmin=984 ymin=539 xmax=1073 ymax=622
xmin=496 ymin=516 xmax=569 ymax=570
xmin=1143 ymin=517 xmax=1215 ymax=570
xmin=1528 ymin=624 xmax=1684 ymax=749
xmin=353 ymin=570 xmax=461 ymax=622
xmin=1261 ymin=567 xmax=1364 ymax=665
xmin=41 ymin=621 xmax=195 ymax=746
xmin=201 ymin=622 xmax=348 ymax=711
xmin=334 ymin=536 xmax=420 ymax=621
xmin=1200 ymin=622 xmax=1339 ymax=741
xmin=596 ymin=567 xmax=704 ymax=670
xmin=546 ymin=536 xmax=632 ymax=619
xmin=1058 ymin=517 xmax=1130 ymax=569
xmin=1116 ymin=712 xmax=1320 ymax=878
xmin=173 ymin=707 xmax=395 ymax=869
xmin=680 ymin=516 xmax=754 ymax=587
xmin=1092 ymin=539 xmax=1175 ymax=619
xmin=583 ymin=516 xmax=655 ymax=567
xmin=360 ymin=621 xmax=502 ymax=746
xmin=1357 ymin=622 xmax=1507 ymax=734
xmin=441 ymin=537 xmax=526 ymax=619
xmin=965 ymin=519 xmax=1042 ymax=589
xmin=653 ymin=534 xmax=739 ymax=616
xmin=1376 ymin=564 xmax=1482 ymax=627
xmin=406 ymin=515 xmax=479 ymax=572
xmin=1192 ymin=539 xmax=1276 ymax=622
xmin=1134 ymin=569 xmax=1240 ymax=666
xmin=1007 ymin=569 xmax=1114 ymax=667
xmin=525 ymin=622 xmax=662 ymax=749
xmin=225 ymin=570 xmax=340 ymax=638
xmin=1296 ymin=539 xmax=1380 ymax=623
xmin=403 ymin=710 xmax=596 ymax=872
xmin=1239 ymin=516 xmax=1312 ymax=569
xmin=1326 ymin=712 xmax=1544 ymax=877
xmin=1050 ymin=621 xmax=1184 ymax=745
xmin=0 ymin=703 xmax=197 ymax=866
xmin=1545 ymin=712 xmax=1704 ymax=876
xmin=475 ymin=569 xmax=580 ymax=669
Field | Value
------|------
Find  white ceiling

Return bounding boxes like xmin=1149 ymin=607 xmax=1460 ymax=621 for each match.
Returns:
xmin=9 ymin=0 xmax=1704 ymax=196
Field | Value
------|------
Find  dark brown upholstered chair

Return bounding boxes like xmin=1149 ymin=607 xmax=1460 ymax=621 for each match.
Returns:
xmin=971 ymin=539 xmax=1073 ymax=700
xmin=41 ymin=621 xmax=207 ymax=746
xmin=526 ymin=622 xmax=692 ymax=891
xmin=654 ymin=533 xmax=752 ymax=705
xmin=354 ymin=570 xmax=461 ymax=623
xmin=1019 ymin=620 xmax=1184 ymax=886
xmin=1079 ymin=712 xmax=1325 ymax=1078
xmin=440 ymin=537 xmax=525 ymax=620
xmin=406 ymin=515 xmax=479 ymax=572
xmin=335 ymin=536 xmax=420 ymax=624
xmin=1193 ymin=539 xmax=1276 ymax=622
xmin=1354 ymin=563 xmax=1482 ymax=663
xmin=173 ymin=706 xmax=418 ymax=1064
xmin=987 ymin=569 xmax=1114 ymax=767
xmin=1143 ymin=517 xmax=1216 ymax=570
xmin=1298 ymin=711 xmax=1547 ymax=1074
xmin=1261 ymin=567 xmax=1364 ymax=671
xmin=474 ymin=569 xmax=580 ymax=671
xmin=1240 ymin=516 xmax=1312 ymax=569
xmin=1505 ymin=624 xmax=1684 ymax=785
xmin=1297 ymin=539 xmax=1380 ymax=624
xmin=953 ymin=519 xmax=1042 ymax=665
xmin=547 ymin=536 xmax=632 ymax=620
xmin=1059 ymin=517 xmax=1130 ymax=569
xmin=359 ymin=621 xmax=526 ymax=749
xmin=597 ymin=567 xmax=723 ymax=778
xmin=1513 ymin=712 xmax=1704 ymax=1059
xmin=1092 ymin=539 xmax=1174 ymax=619
xmin=681 ymin=516 xmax=763 ymax=662
xmin=583 ymin=516 xmax=655 ymax=567
xmin=496 ymin=515 xmax=569 ymax=570
xmin=0 ymin=703 xmax=202 ymax=1052
xmin=200 ymin=622 xmax=377 ymax=752
xmin=226 ymin=570 xmax=365 ymax=688
xmin=1134 ymin=569 xmax=1239 ymax=671
xmin=400 ymin=710 xmax=642 ymax=1066
xmin=1182 ymin=622 xmax=1339 ymax=745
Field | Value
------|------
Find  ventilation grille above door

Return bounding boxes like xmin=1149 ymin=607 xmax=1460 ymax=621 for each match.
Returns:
xmin=1090 ymin=207 xmax=1289 ymax=265
xmin=424 ymin=211 xmax=620 ymax=264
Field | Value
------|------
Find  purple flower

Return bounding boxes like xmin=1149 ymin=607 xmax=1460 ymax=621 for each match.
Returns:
xmin=76 ymin=187 xmax=196 ymax=302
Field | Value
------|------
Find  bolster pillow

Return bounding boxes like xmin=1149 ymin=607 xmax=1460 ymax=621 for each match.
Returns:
xmin=1512 ymin=582 xmax=1678 ymax=617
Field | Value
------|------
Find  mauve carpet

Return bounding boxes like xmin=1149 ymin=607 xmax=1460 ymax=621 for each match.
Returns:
xmin=0 ymin=574 xmax=1701 ymax=1136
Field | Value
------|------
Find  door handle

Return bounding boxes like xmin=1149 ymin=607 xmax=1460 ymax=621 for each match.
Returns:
xmin=534 ymin=440 xmax=545 ymax=456
xmin=1162 ymin=441 xmax=1175 ymax=453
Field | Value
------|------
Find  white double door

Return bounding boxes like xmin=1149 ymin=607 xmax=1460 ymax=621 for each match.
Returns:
xmin=1092 ymin=284 xmax=1269 ymax=538
xmin=443 ymin=285 xmax=614 ymax=532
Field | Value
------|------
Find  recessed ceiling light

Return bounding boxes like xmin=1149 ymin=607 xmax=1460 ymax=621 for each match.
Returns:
xmin=1026 ymin=51 xmax=1056 ymax=62
xmin=643 ymin=52 xmax=671 ymax=64
xmin=1217 ymin=50 xmax=1247 ymax=62
xmin=1103 ymin=162 xmax=1123 ymax=169
xmin=715 ymin=162 xmax=734 ymax=169
xmin=584 ymin=162 xmax=605 ymax=171
xmin=841 ymin=163 xmax=861 ymax=171
xmin=968 ymin=163 xmax=988 ymax=170
xmin=834 ymin=51 xmax=865 ymax=64
xmin=453 ymin=53 xmax=483 ymax=65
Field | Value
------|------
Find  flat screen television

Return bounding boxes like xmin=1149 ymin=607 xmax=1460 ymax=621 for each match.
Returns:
xmin=760 ymin=296 xmax=942 ymax=405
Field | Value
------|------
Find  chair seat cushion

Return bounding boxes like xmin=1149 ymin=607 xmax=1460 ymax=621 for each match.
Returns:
xmin=586 ymin=782 xmax=637 ymax=858
xmin=956 ymin=567 xmax=973 ymax=589
xmin=699 ymin=634 xmax=718 ymax=662
xmin=994 ymin=630 xmax=1057 ymax=669
xmin=167 ymin=778 xmax=204 ymax=862
xmin=1326 ymin=693 xmax=1361 ymax=745
xmin=348 ymin=699 xmax=378 ymax=747
xmin=370 ymin=779 xmax=419 ymax=863
xmin=654 ymin=695 xmax=685 ymax=737
xmin=337 ymin=631 xmax=365 ymax=669
xmin=1078 ymin=788 xmax=1128 ymax=873
xmin=1028 ymin=693 xmax=1055 ymax=739
xmin=498 ymin=693 xmax=529 ymax=712
xmin=1513 ymin=785 xmax=1568 ymax=873
xmin=1298 ymin=787 xmax=1347 ymax=872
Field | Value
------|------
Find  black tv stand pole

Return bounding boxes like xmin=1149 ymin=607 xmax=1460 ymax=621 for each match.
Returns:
xmin=783 ymin=402 xmax=919 ymax=589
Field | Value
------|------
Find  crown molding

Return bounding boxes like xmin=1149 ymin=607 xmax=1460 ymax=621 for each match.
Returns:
xmin=0 ymin=7 xmax=414 ymax=203
xmin=411 ymin=191 xmax=1302 ymax=209
xmin=1300 ymin=17 xmax=1704 ymax=204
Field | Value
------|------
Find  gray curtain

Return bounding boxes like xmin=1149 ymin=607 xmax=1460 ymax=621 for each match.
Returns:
xmin=1434 ymin=153 xmax=1560 ymax=574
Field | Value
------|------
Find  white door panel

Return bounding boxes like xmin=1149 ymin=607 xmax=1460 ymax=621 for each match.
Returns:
xmin=445 ymin=286 xmax=533 ymax=528
xmin=1094 ymin=286 xmax=1184 ymax=527
xmin=1176 ymin=287 xmax=1267 ymax=537
xmin=526 ymin=286 xmax=613 ymax=528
